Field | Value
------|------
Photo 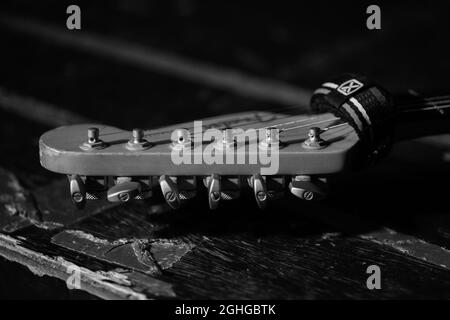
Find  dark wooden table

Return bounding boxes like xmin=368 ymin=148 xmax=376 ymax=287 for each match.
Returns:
xmin=1 ymin=1 xmax=450 ymax=299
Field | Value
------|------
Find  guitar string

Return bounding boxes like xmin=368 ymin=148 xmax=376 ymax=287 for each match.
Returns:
xmin=247 ymin=94 xmax=450 ymax=115
xmin=201 ymin=101 xmax=450 ymax=137
xmin=400 ymin=104 xmax=450 ymax=113
xmin=143 ymin=95 xmax=450 ymax=139
xmin=186 ymin=116 xmax=326 ymax=139
xmin=277 ymin=118 xmax=340 ymax=133
xmin=255 ymin=94 xmax=450 ymax=115
xmin=185 ymin=99 xmax=450 ymax=139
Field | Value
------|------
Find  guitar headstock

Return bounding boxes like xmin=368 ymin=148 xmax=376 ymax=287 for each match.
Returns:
xmin=38 ymin=71 xmax=450 ymax=210
xmin=39 ymin=110 xmax=359 ymax=210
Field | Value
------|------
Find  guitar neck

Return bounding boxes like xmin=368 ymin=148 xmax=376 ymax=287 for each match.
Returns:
xmin=394 ymin=94 xmax=450 ymax=141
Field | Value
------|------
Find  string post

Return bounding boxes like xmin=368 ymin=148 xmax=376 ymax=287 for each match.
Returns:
xmin=303 ymin=127 xmax=328 ymax=149
xmin=259 ymin=127 xmax=280 ymax=150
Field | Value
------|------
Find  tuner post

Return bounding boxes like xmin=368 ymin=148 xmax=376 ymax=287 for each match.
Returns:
xmin=132 ymin=128 xmax=144 ymax=144
xmin=126 ymin=128 xmax=151 ymax=151
xmin=303 ymin=127 xmax=328 ymax=149
xmin=171 ymin=128 xmax=192 ymax=150
xmin=259 ymin=127 xmax=280 ymax=150
xmin=214 ymin=129 xmax=235 ymax=151
xmin=88 ymin=128 xmax=99 ymax=143
xmin=80 ymin=127 xmax=107 ymax=150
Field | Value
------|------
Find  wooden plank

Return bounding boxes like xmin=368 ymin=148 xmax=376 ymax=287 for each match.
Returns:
xmin=0 ymin=233 xmax=175 ymax=299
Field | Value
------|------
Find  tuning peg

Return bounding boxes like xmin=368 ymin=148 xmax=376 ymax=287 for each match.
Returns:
xmin=159 ymin=175 xmax=181 ymax=210
xmin=288 ymin=175 xmax=327 ymax=200
xmin=214 ymin=129 xmax=235 ymax=151
xmin=126 ymin=128 xmax=151 ymax=151
xmin=251 ymin=174 xmax=268 ymax=209
xmin=107 ymin=180 xmax=142 ymax=202
xmin=259 ymin=127 xmax=280 ymax=150
xmin=206 ymin=174 xmax=221 ymax=210
xmin=303 ymin=127 xmax=327 ymax=149
xmin=80 ymin=127 xmax=107 ymax=150
xmin=69 ymin=175 xmax=86 ymax=209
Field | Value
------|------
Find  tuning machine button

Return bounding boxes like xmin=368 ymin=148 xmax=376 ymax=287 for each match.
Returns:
xmin=159 ymin=175 xmax=181 ymax=209
xmin=206 ymin=174 xmax=221 ymax=210
xmin=288 ymin=175 xmax=328 ymax=200
xmin=69 ymin=175 xmax=86 ymax=209
xmin=247 ymin=175 xmax=285 ymax=209
xmin=203 ymin=175 xmax=241 ymax=209
xmin=251 ymin=174 xmax=268 ymax=209
xmin=107 ymin=179 xmax=142 ymax=202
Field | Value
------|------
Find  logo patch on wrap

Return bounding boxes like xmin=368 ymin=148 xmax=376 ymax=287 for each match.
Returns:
xmin=337 ymin=79 xmax=363 ymax=96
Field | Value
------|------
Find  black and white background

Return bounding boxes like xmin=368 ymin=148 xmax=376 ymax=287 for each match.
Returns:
xmin=0 ymin=0 xmax=450 ymax=300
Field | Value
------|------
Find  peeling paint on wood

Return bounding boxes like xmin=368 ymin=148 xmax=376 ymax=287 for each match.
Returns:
xmin=0 ymin=233 xmax=175 ymax=299
xmin=51 ymin=229 xmax=195 ymax=274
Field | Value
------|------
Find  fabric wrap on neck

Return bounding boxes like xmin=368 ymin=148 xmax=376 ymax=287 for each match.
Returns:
xmin=310 ymin=74 xmax=396 ymax=162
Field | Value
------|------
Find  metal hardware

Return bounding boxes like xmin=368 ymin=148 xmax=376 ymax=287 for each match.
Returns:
xmin=214 ymin=129 xmax=235 ymax=151
xmin=251 ymin=174 xmax=268 ymax=209
xmin=159 ymin=175 xmax=181 ymax=209
xmin=107 ymin=180 xmax=142 ymax=202
xmin=171 ymin=129 xmax=192 ymax=150
xmin=206 ymin=174 xmax=221 ymax=210
xmin=259 ymin=127 xmax=280 ymax=150
xmin=69 ymin=175 xmax=86 ymax=209
xmin=80 ymin=127 xmax=107 ymax=150
xmin=288 ymin=175 xmax=327 ymax=200
xmin=126 ymin=128 xmax=151 ymax=151
xmin=303 ymin=127 xmax=328 ymax=149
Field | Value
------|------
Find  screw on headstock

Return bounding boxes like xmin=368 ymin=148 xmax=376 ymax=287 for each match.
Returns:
xmin=302 ymin=191 xmax=314 ymax=200
xmin=210 ymin=191 xmax=221 ymax=201
xmin=118 ymin=192 xmax=131 ymax=202
xmin=165 ymin=191 xmax=177 ymax=202
xmin=72 ymin=192 xmax=84 ymax=203
xmin=256 ymin=191 xmax=267 ymax=201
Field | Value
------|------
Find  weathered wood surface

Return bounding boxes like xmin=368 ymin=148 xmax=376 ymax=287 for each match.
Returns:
xmin=1 ymin=1 xmax=450 ymax=299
